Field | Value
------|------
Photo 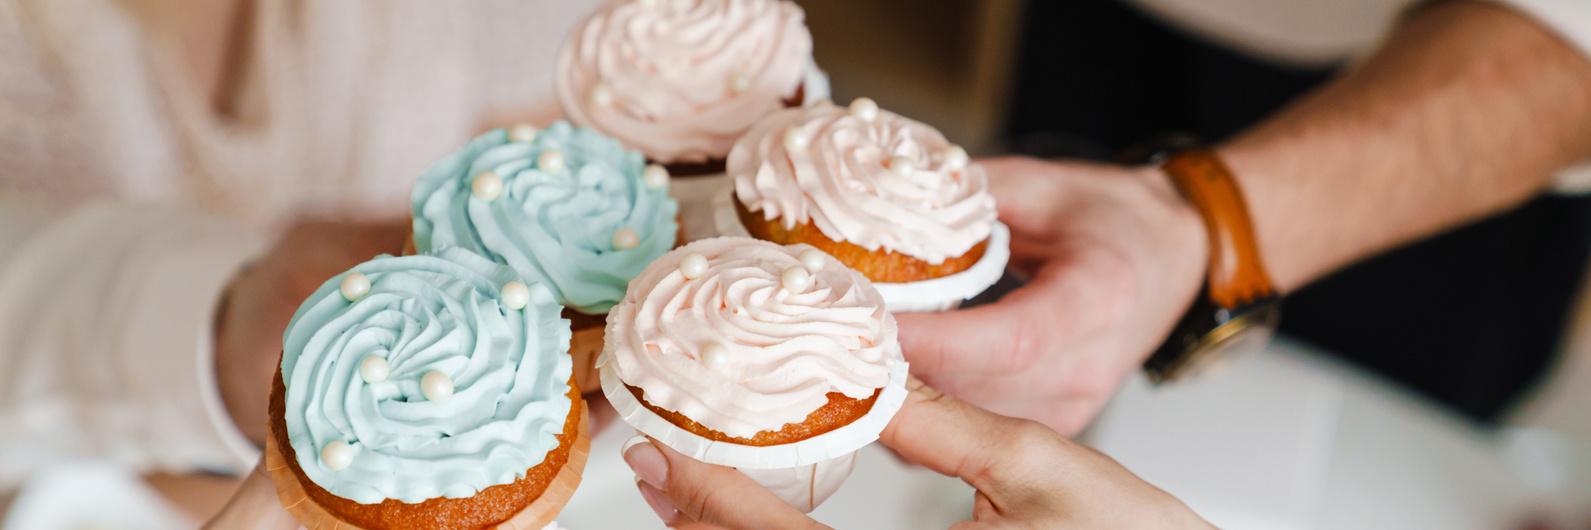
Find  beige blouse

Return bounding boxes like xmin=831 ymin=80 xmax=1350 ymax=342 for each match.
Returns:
xmin=1 ymin=0 xmax=595 ymax=229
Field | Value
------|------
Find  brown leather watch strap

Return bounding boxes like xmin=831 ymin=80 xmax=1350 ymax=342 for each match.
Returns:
xmin=1162 ymin=149 xmax=1276 ymax=309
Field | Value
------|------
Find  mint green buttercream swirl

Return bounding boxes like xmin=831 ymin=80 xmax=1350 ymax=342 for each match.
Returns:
xmin=412 ymin=121 xmax=679 ymax=315
xmin=280 ymin=248 xmax=574 ymax=504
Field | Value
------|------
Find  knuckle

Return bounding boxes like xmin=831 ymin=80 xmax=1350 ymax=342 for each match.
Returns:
xmin=1007 ymin=420 xmax=1062 ymax=453
xmin=672 ymin=468 xmax=743 ymax=523
xmin=677 ymin=481 xmax=723 ymax=521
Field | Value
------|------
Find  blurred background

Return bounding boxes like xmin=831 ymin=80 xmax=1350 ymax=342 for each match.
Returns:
xmin=5 ymin=0 xmax=1591 ymax=528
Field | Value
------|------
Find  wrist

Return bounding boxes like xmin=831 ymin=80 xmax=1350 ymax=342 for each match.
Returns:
xmin=1136 ymin=164 xmax=1212 ymax=306
xmin=1142 ymin=149 xmax=1282 ymax=383
xmin=213 ymin=274 xmax=271 ymax=449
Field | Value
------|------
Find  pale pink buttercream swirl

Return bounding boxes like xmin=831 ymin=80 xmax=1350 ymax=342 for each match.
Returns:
xmin=730 ymin=104 xmax=997 ymax=265
xmin=556 ymin=0 xmax=812 ymax=164
xmin=600 ymin=237 xmax=899 ymax=438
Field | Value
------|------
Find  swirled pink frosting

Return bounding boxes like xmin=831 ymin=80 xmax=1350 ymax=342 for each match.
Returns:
xmin=730 ymin=104 xmax=997 ymax=265
xmin=556 ymin=0 xmax=813 ymax=164
xmin=600 ymin=237 xmax=899 ymax=438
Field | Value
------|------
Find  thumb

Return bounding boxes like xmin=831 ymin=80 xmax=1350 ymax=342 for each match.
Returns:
xmin=877 ymin=377 xmax=1053 ymax=494
xmin=895 ymin=268 xmax=1073 ymax=375
xmin=202 ymin=459 xmax=302 ymax=530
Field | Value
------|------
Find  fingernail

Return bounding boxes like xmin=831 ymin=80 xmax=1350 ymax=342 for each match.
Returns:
xmin=636 ymin=477 xmax=678 ymax=524
xmin=623 ymin=435 xmax=669 ymax=489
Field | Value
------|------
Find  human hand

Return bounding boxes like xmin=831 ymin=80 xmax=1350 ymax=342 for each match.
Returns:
xmin=893 ymin=156 xmax=1208 ymax=435
xmin=214 ymin=221 xmax=410 ymax=447
xmin=621 ymin=377 xmax=1213 ymax=529
xmin=201 ymin=459 xmax=303 ymax=530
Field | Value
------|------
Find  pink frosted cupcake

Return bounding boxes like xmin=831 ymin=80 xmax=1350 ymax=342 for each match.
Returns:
xmin=717 ymin=99 xmax=1010 ymax=312
xmin=598 ymin=237 xmax=908 ymax=511
xmin=555 ymin=0 xmax=830 ymax=176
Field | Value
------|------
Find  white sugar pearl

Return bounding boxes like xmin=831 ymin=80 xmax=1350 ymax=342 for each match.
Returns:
xmin=473 ymin=171 xmax=504 ymax=201
xmin=500 ymin=281 xmax=530 ymax=310
xmin=538 ymin=149 xmax=565 ymax=174
xmin=781 ymin=266 xmax=811 ymax=293
xmin=509 ymin=124 xmax=538 ymax=143
xmin=783 ymin=125 xmax=809 ymax=152
xmin=636 ymin=0 xmax=657 ymax=7
xmin=727 ymin=71 xmax=751 ymax=94
xmin=589 ymin=82 xmax=614 ymax=109
xmin=321 ymin=441 xmax=353 ymax=471
xmin=679 ymin=252 xmax=708 ymax=279
xmin=700 ymin=342 xmax=729 ymax=372
xmin=942 ymin=145 xmax=969 ymax=170
xmin=341 ymin=273 xmax=371 ymax=301
xmin=422 ymin=371 xmax=454 ymax=402
xmin=849 ymin=97 xmax=879 ymax=121
xmin=612 ymin=227 xmax=640 ymax=250
xmin=798 ymin=248 xmax=827 ymax=273
xmin=359 ymin=356 xmax=389 ymax=383
xmin=887 ymin=156 xmax=915 ymax=177
xmin=643 ymin=164 xmax=670 ymax=190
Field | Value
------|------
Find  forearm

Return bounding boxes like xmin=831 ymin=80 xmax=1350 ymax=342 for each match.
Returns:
xmin=1220 ymin=1 xmax=1591 ymax=291
xmin=0 ymin=200 xmax=266 ymax=485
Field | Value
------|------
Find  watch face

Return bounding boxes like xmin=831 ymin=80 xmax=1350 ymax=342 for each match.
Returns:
xmin=1167 ymin=303 xmax=1280 ymax=381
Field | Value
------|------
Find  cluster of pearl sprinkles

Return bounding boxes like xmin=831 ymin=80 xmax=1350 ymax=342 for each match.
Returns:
xmin=676 ymin=248 xmax=831 ymax=374
xmin=839 ymin=97 xmax=970 ymax=174
xmin=320 ymin=274 xmax=535 ymax=470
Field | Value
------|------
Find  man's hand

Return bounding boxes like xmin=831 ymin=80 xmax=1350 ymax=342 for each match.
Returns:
xmin=897 ymin=157 xmax=1207 ymax=435
xmin=214 ymin=221 xmax=410 ymax=447
xmin=622 ymin=377 xmax=1214 ymax=529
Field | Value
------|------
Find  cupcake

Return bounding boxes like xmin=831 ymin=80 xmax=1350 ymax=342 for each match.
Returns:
xmin=598 ymin=237 xmax=909 ymax=512
xmin=719 ymin=99 xmax=1010 ymax=312
xmin=556 ymin=0 xmax=831 ymax=243
xmin=556 ymin=0 xmax=829 ymax=174
xmin=265 ymin=248 xmax=587 ymax=530
xmin=410 ymin=122 xmax=679 ymax=387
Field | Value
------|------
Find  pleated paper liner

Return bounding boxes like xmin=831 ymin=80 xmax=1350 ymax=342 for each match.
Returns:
xmin=710 ymin=188 xmax=1011 ymax=312
xmin=601 ymin=355 xmax=905 ymax=469
xmin=600 ymin=354 xmax=906 ymax=511
xmin=266 ymin=399 xmax=591 ymax=530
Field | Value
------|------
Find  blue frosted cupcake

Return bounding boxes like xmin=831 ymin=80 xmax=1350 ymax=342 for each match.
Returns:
xmin=411 ymin=122 xmax=679 ymax=317
xmin=265 ymin=248 xmax=588 ymax=530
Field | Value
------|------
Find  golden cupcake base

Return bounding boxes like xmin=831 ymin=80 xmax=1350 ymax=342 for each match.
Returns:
xmin=265 ymin=399 xmax=591 ymax=530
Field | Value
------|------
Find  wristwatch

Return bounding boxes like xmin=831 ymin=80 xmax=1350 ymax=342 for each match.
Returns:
xmin=1142 ymin=147 xmax=1282 ymax=384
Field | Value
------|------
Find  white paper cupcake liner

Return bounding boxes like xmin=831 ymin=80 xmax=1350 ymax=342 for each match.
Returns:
xmin=599 ymin=348 xmax=908 ymax=470
xmin=712 ymin=188 xmax=1011 ymax=312
xmin=738 ymin=451 xmax=856 ymax=513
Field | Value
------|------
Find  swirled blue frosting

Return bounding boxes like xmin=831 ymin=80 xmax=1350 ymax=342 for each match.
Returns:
xmin=412 ymin=122 xmax=679 ymax=315
xmin=280 ymin=247 xmax=574 ymax=504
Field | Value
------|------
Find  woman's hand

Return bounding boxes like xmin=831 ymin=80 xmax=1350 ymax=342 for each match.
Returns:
xmin=201 ymin=459 xmax=302 ymax=530
xmin=621 ymin=377 xmax=1215 ymax=529
xmin=897 ymin=157 xmax=1208 ymax=435
xmin=214 ymin=221 xmax=411 ymax=447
